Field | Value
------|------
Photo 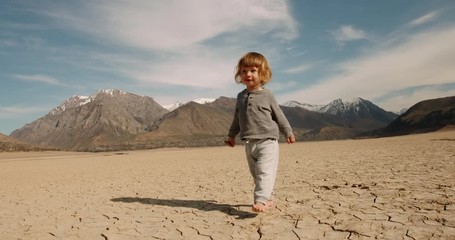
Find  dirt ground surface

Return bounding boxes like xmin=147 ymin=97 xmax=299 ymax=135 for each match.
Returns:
xmin=1 ymin=130 xmax=454 ymax=239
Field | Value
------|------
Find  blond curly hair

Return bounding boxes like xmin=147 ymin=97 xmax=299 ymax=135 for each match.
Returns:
xmin=234 ymin=52 xmax=272 ymax=85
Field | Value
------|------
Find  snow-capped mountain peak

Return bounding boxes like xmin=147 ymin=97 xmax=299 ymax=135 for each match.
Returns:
xmin=50 ymin=95 xmax=91 ymax=115
xmin=93 ymin=89 xmax=127 ymax=97
xmin=191 ymin=98 xmax=216 ymax=105
xmin=163 ymin=101 xmax=186 ymax=112
xmin=340 ymin=97 xmax=362 ymax=105
xmin=320 ymin=97 xmax=366 ymax=115
xmin=50 ymin=89 xmax=130 ymax=115
xmin=281 ymin=100 xmax=324 ymax=112
xmin=163 ymin=98 xmax=216 ymax=111
xmin=282 ymin=97 xmax=370 ymax=115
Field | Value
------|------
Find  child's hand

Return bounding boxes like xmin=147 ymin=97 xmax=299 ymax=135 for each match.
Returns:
xmin=225 ymin=138 xmax=236 ymax=147
xmin=287 ymin=134 xmax=296 ymax=144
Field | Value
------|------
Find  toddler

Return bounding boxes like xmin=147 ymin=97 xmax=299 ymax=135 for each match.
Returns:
xmin=226 ymin=52 xmax=295 ymax=212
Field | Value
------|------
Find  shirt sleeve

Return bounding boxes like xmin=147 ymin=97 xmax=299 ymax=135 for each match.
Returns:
xmin=228 ymin=102 xmax=240 ymax=138
xmin=270 ymin=94 xmax=293 ymax=137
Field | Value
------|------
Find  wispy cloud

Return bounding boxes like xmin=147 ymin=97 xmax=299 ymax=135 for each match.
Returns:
xmin=13 ymin=74 xmax=60 ymax=85
xmin=0 ymin=106 xmax=48 ymax=118
xmin=1 ymin=21 xmax=47 ymax=31
xmin=44 ymin=0 xmax=298 ymax=51
xmin=125 ymin=54 xmax=236 ymax=88
xmin=283 ymin=64 xmax=312 ymax=74
xmin=409 ymin=10 xmax=440 ymax=27
xmin=331 ymin=25 xmax=367 ymax=43
xmin=28 ymin=0 xmax=297 ymax=94
xmin=287 ymin=24 xmax=455 ymax=111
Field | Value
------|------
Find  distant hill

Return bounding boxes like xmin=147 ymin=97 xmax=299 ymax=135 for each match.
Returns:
xmin=131 ymin=97 xmax=237 ymax=149
xmin=358 ymin=96 xmax=455 ymax=137
xmin=0 ymin=133 xmax=48 ymax=152
xmin=280 ymin=106 xmax=351 ymax=140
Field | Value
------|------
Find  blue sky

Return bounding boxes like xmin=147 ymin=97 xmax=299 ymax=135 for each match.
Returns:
xmin=1 ymin=0 xmax=455 ymax=135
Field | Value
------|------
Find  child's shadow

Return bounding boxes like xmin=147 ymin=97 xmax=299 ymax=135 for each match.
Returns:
xmin=111 ymin=197 xmax=257 ymax=219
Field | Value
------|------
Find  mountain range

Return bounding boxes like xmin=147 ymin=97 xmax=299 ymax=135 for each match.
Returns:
xmin=358 ymin=95 xmax=455 ymax=137
xmin=3 ymin=89 xmax=454 ymax=152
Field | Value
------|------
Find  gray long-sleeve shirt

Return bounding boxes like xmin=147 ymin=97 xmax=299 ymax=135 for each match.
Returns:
xmin=228 ymin=88 xmax=293 ymax=140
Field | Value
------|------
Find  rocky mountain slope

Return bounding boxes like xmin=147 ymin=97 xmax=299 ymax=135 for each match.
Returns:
xmin=282 ymin=97 xmax=398 ymax=138
xmin=359 ymin=96 xmax=455 ymax=137
xmin=280 ymin=106 xmax=354 ymax=140
xmin=10 ymin=89 xmax=168 ymax=151
xmin=282 ymin=101 xmax=323 ymax=112
xmin=285 ymin=97 xmax=397 ymax=128
xmin=163 ymin=98 xmax=216 ymax=111
xmin=130 ymin=97 xmax=237 ymax=149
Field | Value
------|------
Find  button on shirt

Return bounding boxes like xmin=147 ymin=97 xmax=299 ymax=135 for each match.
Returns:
xmin=228 ymin=88 xmax=293 ymax=140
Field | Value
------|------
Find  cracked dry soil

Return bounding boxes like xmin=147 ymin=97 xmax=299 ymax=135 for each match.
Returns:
xmin=0 ymin=130 xmax=454 ymax=239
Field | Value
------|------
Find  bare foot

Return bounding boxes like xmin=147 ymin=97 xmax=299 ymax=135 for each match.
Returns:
xmin=252 ymin=200 xmax=273 ymax=212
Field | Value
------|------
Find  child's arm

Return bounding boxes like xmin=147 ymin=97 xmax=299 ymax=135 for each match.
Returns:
xmin=269 ymin=95 xmax=294 ymax=142
xmin=227 ymin=103 xmax=240 ymax=147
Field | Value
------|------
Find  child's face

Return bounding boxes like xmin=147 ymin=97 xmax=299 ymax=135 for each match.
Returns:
xmin=240 ymin=66 xmax=262 ymax=91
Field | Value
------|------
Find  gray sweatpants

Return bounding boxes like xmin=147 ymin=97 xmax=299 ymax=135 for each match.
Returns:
xmin=244 ymin=138 xmax=279 ymax=204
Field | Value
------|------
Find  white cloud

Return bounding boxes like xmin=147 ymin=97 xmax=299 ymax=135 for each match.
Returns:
xmin=284 ymin=64 xmax=312 ymax=74
xmin=331 ymin=25 xmax=367 ymax=42
xmin=13 ymin=74 xmax=60 ymax=85
xmin=46 ymin=0 xmax=297 ymax=51
xmin=29 ymin=0 xmax=298 ymax=92
xmin=127 ymin=55 xmax=236 ymax=88
xmin=286 ymin=25 xmax=455 ymax=110
xmin=78 ymin=44 xmax=240 ymax=89
xmin=409 ymin=11 xmax=440 ymax=27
